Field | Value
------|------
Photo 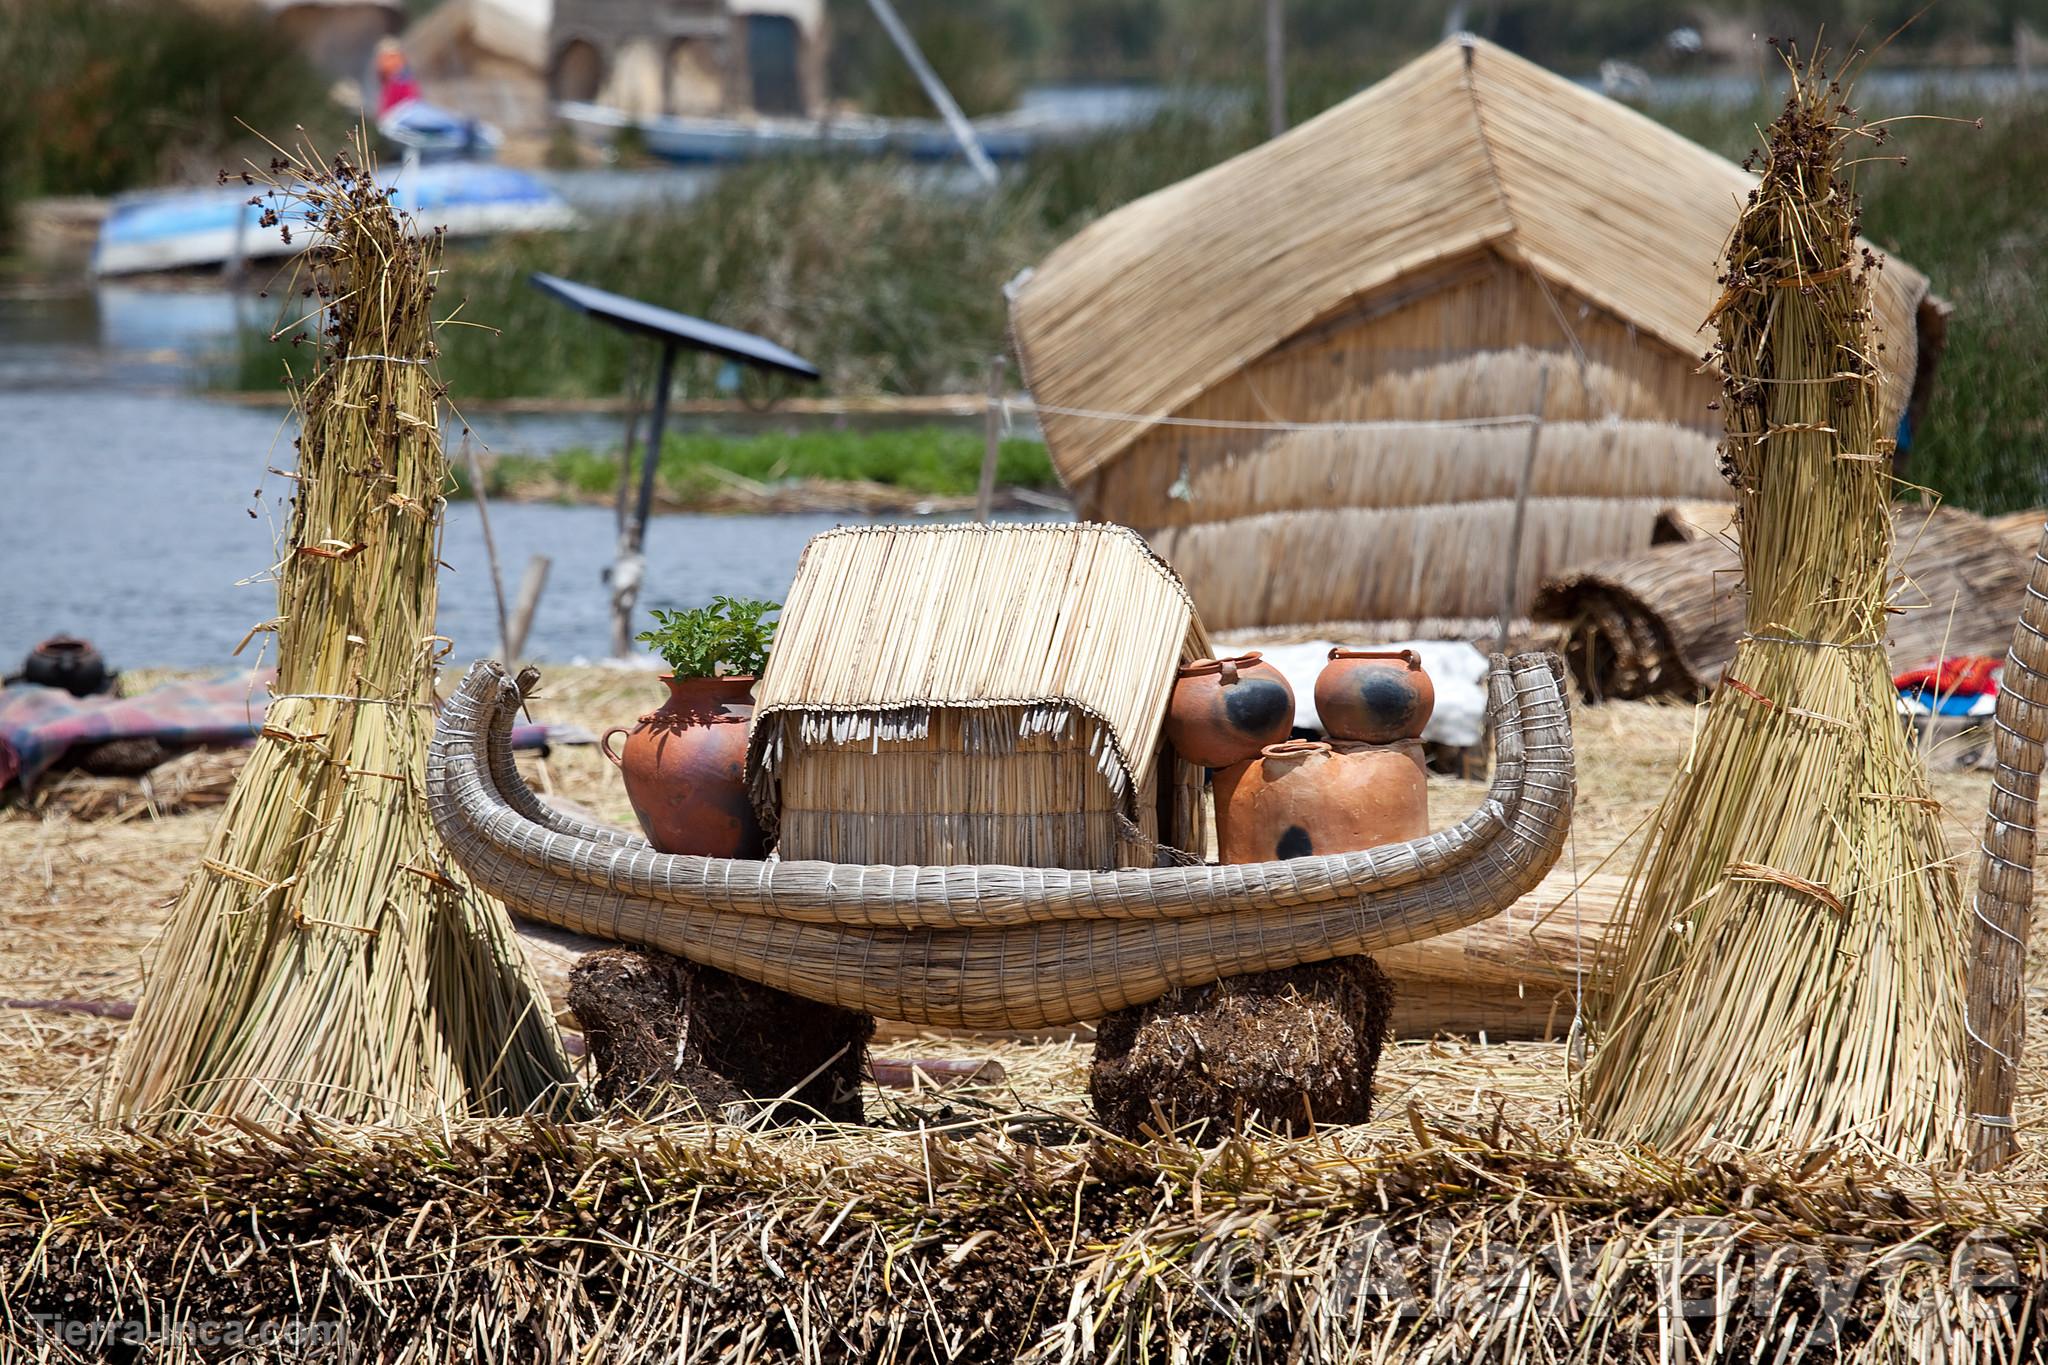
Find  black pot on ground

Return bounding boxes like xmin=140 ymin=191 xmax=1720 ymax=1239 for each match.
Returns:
xmin=19 ymin=636 xmax=112 ymax=697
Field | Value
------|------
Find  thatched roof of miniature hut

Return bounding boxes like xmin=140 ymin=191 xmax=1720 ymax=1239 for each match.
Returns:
xmin=749 ymin=523 xmax=1211 ymax=805
xmin=1009 ymin=35 xmax=1939 ymax=487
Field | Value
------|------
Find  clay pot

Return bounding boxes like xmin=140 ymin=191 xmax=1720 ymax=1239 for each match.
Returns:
xmin=603 ymin=675 xmax=764 ymax=858
xmin=1214 ymin=738 xmax=1428 ymax=864
xmin=1314 ymin=648 xmax=1435 ymax=743
xmin=1164 ymin=652 xmax=1296 ymax=768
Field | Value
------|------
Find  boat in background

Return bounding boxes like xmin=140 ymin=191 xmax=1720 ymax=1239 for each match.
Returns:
xmin=555 ymin=85 xmax=1220 ymax=167
xmin=92 ymin=163 xmax=575 ymax=277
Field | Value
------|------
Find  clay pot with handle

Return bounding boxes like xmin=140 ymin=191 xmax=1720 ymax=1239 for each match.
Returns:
xmin=1164 ymin=652 xmax=1296 ymax=768
xmin=1314 ymin=648 xmax=1435 ymax=743
xmin=603 ymin=675 xmax=765 ymax=858
xmin=1214 ymin=738 xmax=1429 ymax=864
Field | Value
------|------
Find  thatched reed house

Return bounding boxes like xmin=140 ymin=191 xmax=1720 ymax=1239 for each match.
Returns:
xmin=747 ymin=523 xmax=1210 ymax=871
xmin=1008 ymin=36 xmax=1947 ymax=636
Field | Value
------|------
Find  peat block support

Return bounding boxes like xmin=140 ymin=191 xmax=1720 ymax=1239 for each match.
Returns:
xmin=567 ymin=948 xmax=872 ymax=1122
xmin=1090 ymin=956 xmax=1395 ymax=1137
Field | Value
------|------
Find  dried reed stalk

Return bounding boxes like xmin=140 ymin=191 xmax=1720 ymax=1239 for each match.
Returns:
xmin=1580 ymin=54 xmax=1967 ymax=1160
xmin=107 ymin=135 xmax=575 ymax=1129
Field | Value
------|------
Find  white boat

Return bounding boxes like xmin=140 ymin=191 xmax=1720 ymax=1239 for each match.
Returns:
xmin=553 ymin=86 xmax=1208 ymax=166
xmin=92 ymin=163 xmax=576 ymax=277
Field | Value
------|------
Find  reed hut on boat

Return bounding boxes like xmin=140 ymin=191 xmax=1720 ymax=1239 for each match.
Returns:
xmin=1008 ymin=35 xmax=1948 ymax=637
xmin=746 ymin=523 xmax=1211 ymax=871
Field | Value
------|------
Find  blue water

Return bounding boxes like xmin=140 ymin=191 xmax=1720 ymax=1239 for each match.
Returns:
xmin=0 ymin=284 xmax=1056 ymax=670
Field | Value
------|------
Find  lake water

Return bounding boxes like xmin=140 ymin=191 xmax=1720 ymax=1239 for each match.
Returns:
xmin=0 ymin=284 xmax=1056 ymax=671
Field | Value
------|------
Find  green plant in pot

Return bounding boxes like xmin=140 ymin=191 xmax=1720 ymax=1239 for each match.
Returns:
xmin=603 ymin=596 xmax=778 ymax=857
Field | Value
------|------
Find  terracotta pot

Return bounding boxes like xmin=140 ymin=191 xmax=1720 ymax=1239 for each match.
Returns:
xmin=1214 ymin=738 xmax=1428 ymax=864
xmin=602 ymin=675 xmax=764 ymax=858
xmin=1164 ymin=652 xmax=1296 ymax=768
xmin=1314 ymin=648 xmax=1435 ymax=743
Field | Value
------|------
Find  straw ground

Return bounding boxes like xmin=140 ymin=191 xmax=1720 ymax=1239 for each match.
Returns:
xmin=4 ymin=676 xmax=2045 ymax=1359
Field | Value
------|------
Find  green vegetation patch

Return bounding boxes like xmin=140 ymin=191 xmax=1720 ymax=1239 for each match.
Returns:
xmin=471 ymin=426 xmax=1058 ymax=506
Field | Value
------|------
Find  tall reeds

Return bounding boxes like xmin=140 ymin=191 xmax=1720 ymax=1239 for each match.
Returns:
xmin=1579 ymin=51 xmax=1968 ymax=1161
xmin=108 ymin=135 xmax=576 ymax=1129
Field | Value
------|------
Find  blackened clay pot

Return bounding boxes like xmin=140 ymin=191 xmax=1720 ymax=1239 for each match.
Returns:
xmin=1314 ymin=648 xmax=1434 ymax=744
xmin=1164 ymin=652 xmax=1295 ymax=768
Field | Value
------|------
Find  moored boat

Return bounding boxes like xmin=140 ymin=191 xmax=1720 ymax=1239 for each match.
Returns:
xmin=92 ymin=163 xmax=576 ymax=276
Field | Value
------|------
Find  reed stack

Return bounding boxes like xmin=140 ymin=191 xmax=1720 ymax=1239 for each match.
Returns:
xmin=1580 ymin=52 xmax=1968 ymax=1160
xmin=109 ymin=136 xmax=575 ymax=1128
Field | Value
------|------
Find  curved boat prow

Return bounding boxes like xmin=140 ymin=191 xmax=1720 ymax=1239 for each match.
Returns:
xmin=428 ymin=654 xmax=1576 ymax=1029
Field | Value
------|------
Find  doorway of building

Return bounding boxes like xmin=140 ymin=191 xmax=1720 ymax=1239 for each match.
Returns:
xmin=745 ymin=15 xmax=802 ymax=115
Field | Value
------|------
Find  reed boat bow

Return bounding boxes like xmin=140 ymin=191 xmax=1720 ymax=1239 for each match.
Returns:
xmin=428 ymin=653 xmax=1576 ymax=1029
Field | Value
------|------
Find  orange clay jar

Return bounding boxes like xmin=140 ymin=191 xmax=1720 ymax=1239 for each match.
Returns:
xmin=1213 ymin=738 xmax=1429 ymax=864
xmin=602 ymin=675 xmax=765 ymax=858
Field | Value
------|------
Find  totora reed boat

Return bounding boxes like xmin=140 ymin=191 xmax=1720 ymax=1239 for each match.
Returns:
xmin=427 ymin=651 xmax=1576 ymax=1030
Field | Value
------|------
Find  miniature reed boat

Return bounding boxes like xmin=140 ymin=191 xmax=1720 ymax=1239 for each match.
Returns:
xmin=427 ymin=651 xmax=1575 ymax=1030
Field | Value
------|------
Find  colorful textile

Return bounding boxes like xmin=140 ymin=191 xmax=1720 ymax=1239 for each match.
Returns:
xmin=1893 ymin=655 xmax=2001 ymax=697
xmin=0 ymin=671 xmax=551 ymax=793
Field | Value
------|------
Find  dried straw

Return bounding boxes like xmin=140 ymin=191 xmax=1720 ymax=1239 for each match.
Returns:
xmin=1580 ymin=54 xmax=1968 ymax=1161
xmin=106 ymin=134 xmax=576 ymax=1129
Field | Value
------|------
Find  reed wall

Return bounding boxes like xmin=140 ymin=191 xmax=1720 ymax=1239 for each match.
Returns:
xmin=768 ymin=708 xmax=1203 ymax=871
xmin=1070 ymin=255 xmax=1732 ymax=632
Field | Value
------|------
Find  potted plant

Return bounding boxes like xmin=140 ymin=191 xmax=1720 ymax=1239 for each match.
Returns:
xmin=602 ymin=596 xmax=778 ymax=857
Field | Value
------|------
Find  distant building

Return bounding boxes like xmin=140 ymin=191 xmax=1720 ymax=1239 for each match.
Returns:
xmin=262 ymin=0 xmax=404 ymax=83
xmin=547 ymin=0 xmax=825 ymax=117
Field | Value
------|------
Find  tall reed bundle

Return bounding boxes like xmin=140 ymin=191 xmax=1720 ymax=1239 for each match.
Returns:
xmin=109 ymin=136 xmax=575 ymax=1129
xmin=1580 ymin=57 xmax=1967 ymax=1160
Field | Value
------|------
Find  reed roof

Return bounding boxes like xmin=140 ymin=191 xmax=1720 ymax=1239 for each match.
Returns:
xmin=1010 ymin=35 xmax=1935 ymax=485
xmin=752 ymin=523 xmax=1208 ymax=795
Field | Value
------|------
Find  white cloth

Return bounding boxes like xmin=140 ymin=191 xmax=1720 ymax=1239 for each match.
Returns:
xmin=1246 ymin=639 xmax=1492 ymax=747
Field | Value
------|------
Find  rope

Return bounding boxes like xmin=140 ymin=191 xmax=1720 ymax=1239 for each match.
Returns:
xmin=1112 ymin=812 xmax=1208 ymax=868
xmin=1741 ymin=631 xmax=1886 ymax=651
xmin=342 ymin=353 xmax=430 ymax=365
xmin=1013 ymin=400 xmax=1547 ymax=435
xmin=1565 ymin=817 xmax=1588 ymax=1073
xmin=270 ymin=692 xmax=434 ymax=709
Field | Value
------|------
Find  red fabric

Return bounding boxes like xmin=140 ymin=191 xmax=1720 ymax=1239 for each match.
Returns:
xmin=1892 ymin=655 xmax=2001 ymax=697
xmin=378 ymin=73 xmax=422 ymax=118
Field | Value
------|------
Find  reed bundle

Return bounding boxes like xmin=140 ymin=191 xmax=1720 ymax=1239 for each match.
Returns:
xmin=1963 ymin=518 xmax=2048 ymax=1167
xmin=1535 ymin=505 xmax=2031 ymax=700
xmin=1151 ymin=498 xmax=1674 ymax=630
xmin=108 ymin=136 xmax=574 ymax=1128
xmin=1142 ymin=416 xmax=1726 ymax=531
xmin=1580 ymin=58 xmax=1968 ymax=1160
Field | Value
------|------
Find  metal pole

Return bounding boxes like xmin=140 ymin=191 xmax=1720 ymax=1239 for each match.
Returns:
xmin=865 ymin=0 xmax=998 ymax=186
xmin=611 ymin=341 xmax=676 ymax=657
xmin=975 ymin=355 xmax=1005 ymax=523
xmin=1265 ymin=0 xmax=1287 ymax=139
xmin=1496 ymin=364 xmax=1550 ymax=653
